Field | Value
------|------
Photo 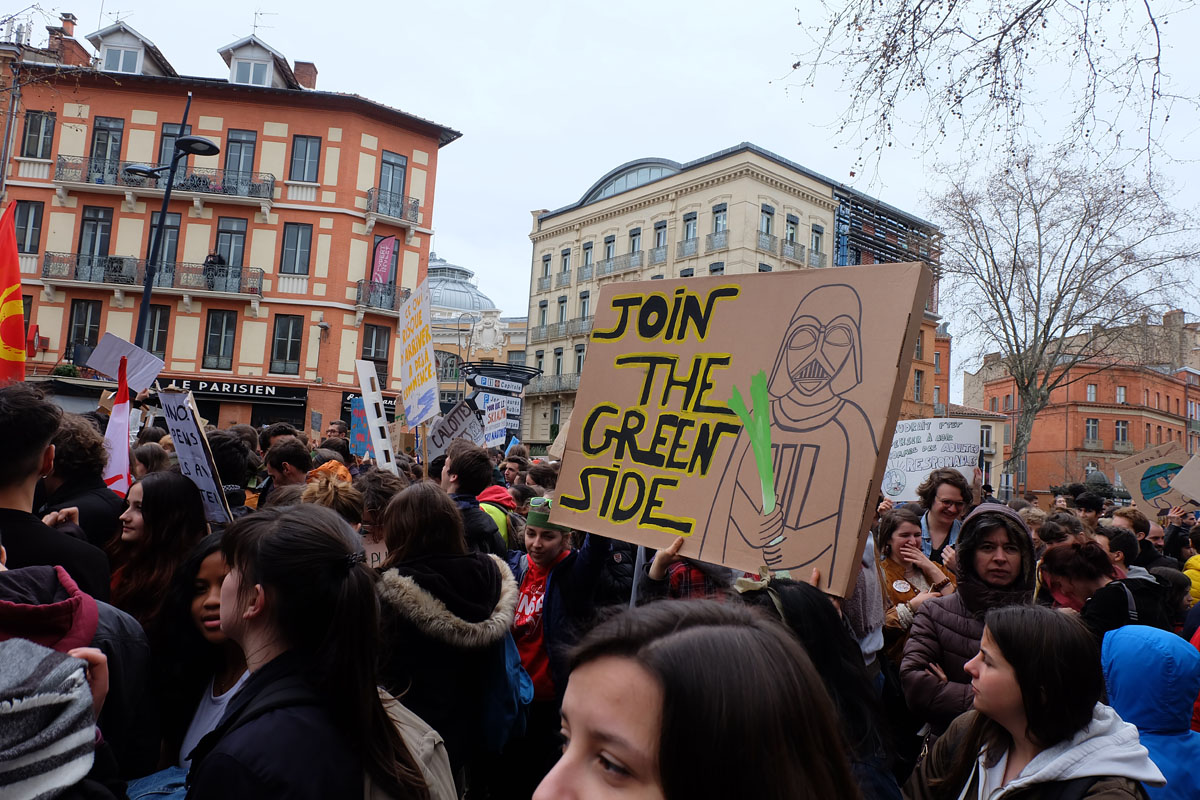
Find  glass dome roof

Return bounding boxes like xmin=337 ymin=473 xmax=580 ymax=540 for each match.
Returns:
xmin=427 ymin=253 xmax=497 ymax=314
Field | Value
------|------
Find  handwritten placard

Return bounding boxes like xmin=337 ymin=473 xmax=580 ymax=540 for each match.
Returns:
xmin=158 ymin=391 xmax=232 ymax=523
xmin=483 ymin=395 xmax=507 ymax=449
xmin=548 ymin=264 xmax=931 ymax=596
xmin=1115 ymin=442 xmax=1200 ymax=512
xmin=883 ymin=417 xmax=981 ymax=501
xmin=398 ymin=280 xmax=438 ymax=426
xmin=349 ymin=397 xmax=375 ymax=459
xmin=427 ymin=401 xmax=485 ymax=459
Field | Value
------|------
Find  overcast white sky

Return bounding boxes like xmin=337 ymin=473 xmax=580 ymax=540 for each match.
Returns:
xmin=21 ymin=0 xmax=1200 ymax=401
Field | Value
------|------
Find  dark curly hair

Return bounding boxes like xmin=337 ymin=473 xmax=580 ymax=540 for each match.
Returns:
xmin=51 ymin=413 xmax=111 ymax=482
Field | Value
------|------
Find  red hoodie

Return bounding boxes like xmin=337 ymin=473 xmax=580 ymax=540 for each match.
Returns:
xmin=477 ymin=485 xmax=516 ymax=510
xmin=0 ymin=565 xmax=100 ymax=651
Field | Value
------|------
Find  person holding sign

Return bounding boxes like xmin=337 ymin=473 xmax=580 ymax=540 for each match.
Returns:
xmin=877 ymin=506 xmax=956 ymax=666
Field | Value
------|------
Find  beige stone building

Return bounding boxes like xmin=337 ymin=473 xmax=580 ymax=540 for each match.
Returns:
xmin=522 ymin=143 xmax=943 ymax=449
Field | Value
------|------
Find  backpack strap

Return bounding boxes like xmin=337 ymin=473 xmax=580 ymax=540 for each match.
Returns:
xmin=1115 ymin=579 xmax=1139 ymax=622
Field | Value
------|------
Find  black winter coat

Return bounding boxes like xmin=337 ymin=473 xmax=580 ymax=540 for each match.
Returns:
xmin=453 ymin=495 xmax=507 ymax=555
xmin=38 ymin=476 xmax=125 ymax=548
xmin=593 ymin=540 xmax=636 ymax=607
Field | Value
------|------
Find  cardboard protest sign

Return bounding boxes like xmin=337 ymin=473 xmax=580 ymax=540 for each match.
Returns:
xmin=1115 ymin=442 xmax=1200 ymax=512
xmin=355 ymin=360 xmax=398 ymax=475
xmin=1167 ymin=454 xmax=1200 ymax=503
xmin=427 ymin=401 xmax=485 ymax=459
xmin=158 ymin=391 xmax=232 ymax=523
xmin=483 ymin=396 xmax=507 ymax=449
xmin=349 ymin=397 xmax=375 ymax=459
xmin=87 ymin=332 xmax=163 ymax=392
xmin=547 ymin=413 xmax=571 ymax=460
xmin=362 ymin=530 xmax=389 ymax=570
xmin=549 ymin=264 xmax=932 ymax=597
xmin=883 ymin=418 xmax=981 ymax=501
xmin=398 ymin=280 xmax=439 ymax=426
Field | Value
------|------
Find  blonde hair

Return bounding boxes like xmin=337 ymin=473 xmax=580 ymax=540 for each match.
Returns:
xmin=1019 ymin=507 xmax=1047 ymax=527
xmin=301 ymin=472 xmax=363 ymax=526
xmin=159 ymin=434 xmax=175 ymax=452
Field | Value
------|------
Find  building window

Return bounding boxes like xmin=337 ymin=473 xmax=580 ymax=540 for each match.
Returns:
xmin=270 ymin=315 xmax=304 ymax=374
xmin=372 ymin=234 xmax=399 ymax=283
xmin=1156 ymin=425 xmax=1163 ymax=443
xmin=934 ymin=351 xmax=942 ymax=374
xmin=553 ymin=347 xmax=563 ymax=376
xmin=1003 ymin=394 xmax=1012 ymax=411
xmin=575 ymin=344 xmax=585 ymax=373
xmin=1086 ymin=384 xmax=1097 ymax=402
xmin=915 ymin=332 xmax=924 ymax=360
xmin=785 ymin=215 xmax=798 ymax=243
xmin=579 ymin=292 xmax=591 ymax=318
xmin=1145 ymin=423 xmax=1151 ymax=444
xmin=289 ymin=135 xmax=321 ymax=182
xmin=379 ymin=150 xmax=407 ymax=199
xmin=1116 ymin=385 xmax=1126 ymax=404
xmin=582 ymin=243 xmax=593 ymax=266
xmin=980 ymin=426 xmax=992 ymax=449
xmin=1156 ymin=392 xmax=1161 ymax=409
xmin=709 ymin=262 xmax=724 ymax=275
xmin=680 ymin=267 xmax=694 ymax=277
xmin=551 ymin=401 xmax=562 ymax=428
xmin=537 ymin=300 xmax=547 ymax=327
xmin=362 ymin=323 xmax=389 ymax=383
xmin=102 ymin=46 xmax=139 ymax=73
xmin=1085 ymin=461 xmax=1098 ymax=476
xmin=68 ymin=300 xmax=101 ymax=358
xmin=541 ymin=255 xmax=551 ymax=277
xmin=683 ymin=212 xmax=698 ymax=241
xmin=22 ymin=296 xmax=32 ymax=331
xmin=654 ymin=221 xmax=667 ymax=248
xmin=14 ymin=201 xmax=43 ymax=254
xmin=913 ymin=369 xmax=924 ymax=402
xmin=1085 ymin=418 xmax=1099 ymax=441
xmin=629 ymin=228 xmax=641 ymax=253
xmin=535 ymin=350 xmax=544 ymax=372
xmin=758 ymin=263 xmax=772 ymax=272
xmin=89 ymin=117 xmax=123 ymax=168
xmin=203 ymin=310 xmax=237 ymax=370
xmin=604 ymin=236 xmax=616 ymax=260
xmin=159 ymin=122 xmax=193 ymax=168
xmin=147 ymin=304 xmax=170 ymax=360
xmin=435 ymin=351 xmax=462 ymax=381
xmin=933 ymin=386 xmax=941 ymax=405
xmin=811 ymin=225 xmax=824 ymax=254
xmin=712 ymin=205 xmax=727 ymax=233
xmin=21 ymin=111 xmax=54 ymax=159
xmin=990 ymin=397 xmax=998 ymax=412
xmin=1004 ymin=423 xmax=1011 ymax=444
xmin=440 ymin=390 xmax=463 ymax=406
xmin=151 ymin=211 xmax=181 ymax=266
xmin=561 ymin=249 xmax=571 ymax=272
xmin=508 ymin=350 xmax=526 ymax=366
xmin=78 ymin=206 xmax=112 ymax=261
xmin=1115 ymin=420 xmax=1129 ymax=443
xmin=760 ymin=205 xmax=774 ymax=235
xmin=225 ymin=129 xmax=257 ymax=175
xmin=280 ymin=223 xmax=313 ymax=275
xmin=232 ymin=59 xmax=269 ymax=86
xmin=215 ymin=217 xmax=248 ymax=266
xmin=557 ymin=297 xmax=567 ymax=324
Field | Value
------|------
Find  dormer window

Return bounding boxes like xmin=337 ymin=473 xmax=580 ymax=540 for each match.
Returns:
xmin=102 ymin=46 xmax=140 ymax=73
xmin=232 ymin=59 xmax=270 ymax=86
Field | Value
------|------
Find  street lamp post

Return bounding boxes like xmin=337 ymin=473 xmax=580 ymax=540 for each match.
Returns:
xmin=121 ymin=93 xmax=220 ymax=350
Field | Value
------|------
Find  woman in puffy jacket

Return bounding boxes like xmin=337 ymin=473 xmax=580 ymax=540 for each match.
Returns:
xmin=905 ymin=605 xmax=1164 ymax=799
xmin=900 ymin=504 xmax=1035 ymax=733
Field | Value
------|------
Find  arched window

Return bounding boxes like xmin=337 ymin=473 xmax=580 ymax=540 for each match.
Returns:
xmin=435 ymin=350 xmax=461 ymax=381
xmin=1085 ymin=461 xmax=1098 ymax=475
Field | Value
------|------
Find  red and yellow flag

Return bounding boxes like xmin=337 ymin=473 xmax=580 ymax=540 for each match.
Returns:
xmin=0 ymin=203 xmax=27 ymax=384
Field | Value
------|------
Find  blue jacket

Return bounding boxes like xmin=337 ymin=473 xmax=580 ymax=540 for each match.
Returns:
xmin=507 ymin=534 xmax=609 ymax=698
xmin=1102 ymin=625 xmax=1200 ymax=800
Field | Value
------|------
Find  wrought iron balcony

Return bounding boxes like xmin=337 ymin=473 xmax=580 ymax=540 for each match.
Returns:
xmin=649 ymin=245 xmax=668 ymax=264
xmin=568 ymin=316 xmax=593 ymax=335
xmin=706 ymin=230 xmax=728 ymax=252
xmin=529 ymin=325 xmax=549 ymax=343
xmin=757 ymin=232 xmax=778 ymax=253
xmin=42 ymin=252 xmax=263 ymax=296
xmin=807 ymin=250 xmax=827 ymax=268
xmin=202 ymin=354 xmax=233 ymax=370
xmin=556 ymin=270 xmax=572 ymax=288
xmin=578 ymin=264 xmax=594 ymax=281
xmin=527 ymin=373 xmax=582 ymax=394
xmin=537 ymin=275 xmax=552 ymax=291
xmin=782 ymin=240 xmax=805 ymax=262
xmin=366 ymin=187 xmax=420 ymax=224
xmin=355 ymin=280 xmax=408 ymax=312
xmin=597 ymin=252 xmax=642 ymax=277
xmin=677 ymin=238 xmax=698 ymax=258
xmin=54 ymin=156 xmax=274 ymax=200
xmin=547 ymin=321 xmax=568 ymax=339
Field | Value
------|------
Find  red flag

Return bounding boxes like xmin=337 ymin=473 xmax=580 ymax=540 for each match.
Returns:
xmin=0 ymin=203 xmax=27 ymax=384
xmin=102 ymin=356 xmax=132 ymax=497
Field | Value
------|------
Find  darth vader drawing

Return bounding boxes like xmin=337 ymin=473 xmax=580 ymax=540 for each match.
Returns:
xmin=702 ymin=284 xmax=877 ymax=575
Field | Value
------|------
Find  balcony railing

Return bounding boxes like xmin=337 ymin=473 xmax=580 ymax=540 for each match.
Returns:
xmin=757 ymin=232 xmax=778 ymax=253
xmin=556 ymin=270 xmax=572 ymax=287
xmin=597 ymin=253 xmax=646 ymax=276
xmin=1114 ymin=440 xmax=1134 ymax=453
xmin=677 ymin=238 xmax=698 ymax=258
xmin=42 ymin=252 xmax=263 ymax=295
xmin=980 ymin=445 xmax=996 ymax=455
xmin=568 ymin=316 xmax=593 ymax=335
xmin=547 ymin=321 xmax=568 ymax=338
xmin=537 ymin=275 xmax=552 ymax=291
xmin=527 ymin=373 xmax=582 ymax=394
xmin=578 ymin=264 xmax=594 ymax=281
xmin=55 ymin=156 xmax=274 ymax=200
xmin=782 ymin=240 xmax=805 ymax=262
xmin=1083 ymin=438 xmax=1103 ymax=450
xmin=529 ymin=325 xmax=548 ymax=343
xmin=355 ymin=280 xmax=407 ymax=312
xmin=1189 ymin=419 xmax=1200 ymax=433
xmin=706 ymin=230 xmax=728 ymax=252
xmin=649 ymin=245 xmax=668 ymax=264
xmin=366 ymin=187 xmax=419 ymax=223
xmin=808 ymin=250 xmax=827 ymax=268
xmin=202 ymin=354 xmax=233 ymax=370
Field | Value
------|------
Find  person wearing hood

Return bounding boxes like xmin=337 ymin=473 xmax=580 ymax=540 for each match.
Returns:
xmin=905 ymin=605 xmax=1164 ymax=799
xmin=1103 ymin=625 xmax=1200 ymax=800
xmin=901 ymin=503 xmax=1036 ymax=733
xmin=479 ymin=482 xmax=521 ymax=547
xmin=376 ymin=481 xmax=517 ymax=792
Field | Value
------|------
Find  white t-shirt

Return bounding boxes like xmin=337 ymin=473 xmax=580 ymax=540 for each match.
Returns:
xmin=179 ymin=670 xmax=250 ymax=768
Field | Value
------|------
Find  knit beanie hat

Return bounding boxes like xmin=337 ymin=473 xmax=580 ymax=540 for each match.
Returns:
xmin=0 ymin=638 xmax=96 ymax=798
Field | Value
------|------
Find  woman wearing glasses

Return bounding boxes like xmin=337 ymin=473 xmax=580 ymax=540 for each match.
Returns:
xmin=916 ymin=468 xmax=974 ymax=572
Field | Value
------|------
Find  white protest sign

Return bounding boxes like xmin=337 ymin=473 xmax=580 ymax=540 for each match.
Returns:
xmin=158 ymin=391 xmax=232 ymax=523
xmin=427 ymin=401 xmax=485 ymax=459
xmin=882 ymin=417 xmax=981 ymax=501
xmin=355 ymin=359 xmax=399 ymax=475
xmin=483 ymin=396 xmax=507 ymax=448
xmin=398 ymin=280 xmax=439 ymax=426
xmin=1169 ymin=454 xmax=1200 ymax=503
xmin=86 ymin=333 xmax=163 ymax=392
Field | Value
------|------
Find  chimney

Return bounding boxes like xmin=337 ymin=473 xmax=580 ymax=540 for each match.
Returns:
xmin=293 ymin=61 xmax=317 ymax=89
xmin=60 ymin=12 xmax=77 ymax=37
xmin=1163 ymin=309 xmax=1184 ymax=328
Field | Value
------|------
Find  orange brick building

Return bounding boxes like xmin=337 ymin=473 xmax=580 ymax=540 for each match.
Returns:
xmin=981 ymin=363 xmax=1200 ymax=500
xmin=4 ymin=16 xmax=459 ymax=432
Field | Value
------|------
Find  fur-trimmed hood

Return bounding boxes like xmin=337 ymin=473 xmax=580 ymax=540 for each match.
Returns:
xmin=378 ymin=553 xmax=517 ymax=650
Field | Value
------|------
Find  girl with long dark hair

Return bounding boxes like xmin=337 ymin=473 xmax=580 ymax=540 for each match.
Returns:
xmin=906 ymin=605 xmax=1163 ymax=798
xmin=111 ymin=471 xmax=207 ymax=638
xmin=185 ymin=505 xmax=440 ymax=799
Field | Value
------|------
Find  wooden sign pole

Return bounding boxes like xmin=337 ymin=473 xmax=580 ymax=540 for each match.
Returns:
xmin=420 ymin=422 xmax=430 ymax=470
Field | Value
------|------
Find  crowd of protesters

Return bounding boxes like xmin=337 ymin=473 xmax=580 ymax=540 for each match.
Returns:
xmin=3 ymin=381 xmax=1200 ymax=799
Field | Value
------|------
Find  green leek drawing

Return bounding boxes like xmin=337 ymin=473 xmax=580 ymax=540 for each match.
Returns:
xmin=728 ymin=370 xmax=775 ymax=515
